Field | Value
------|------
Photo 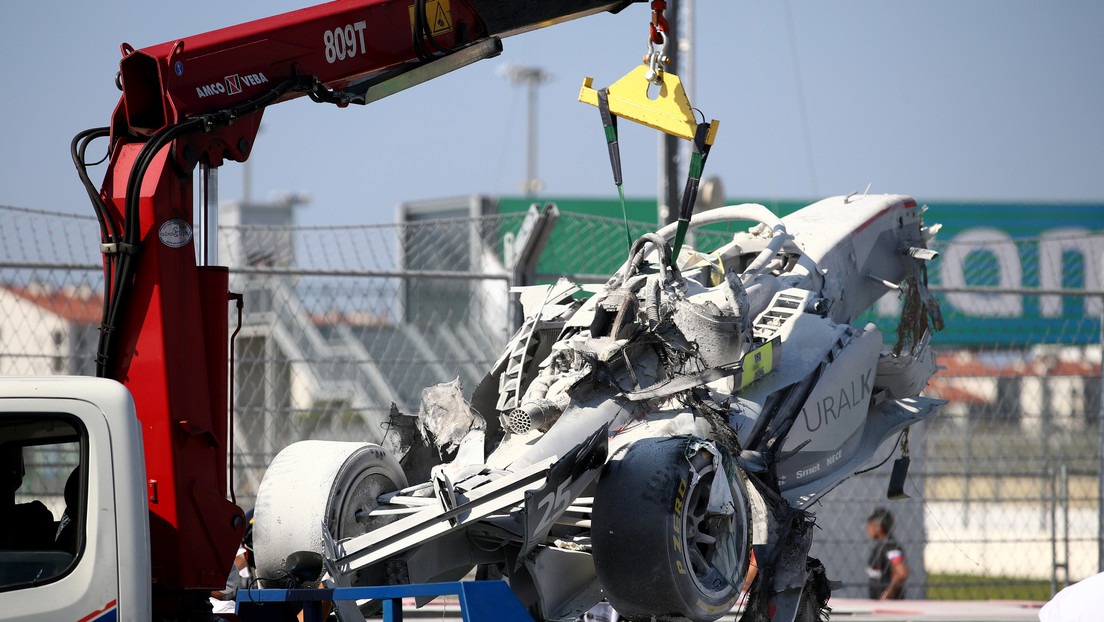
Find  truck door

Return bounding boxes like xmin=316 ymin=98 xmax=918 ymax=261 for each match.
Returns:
xmin=0 ymin=377 xmax=151 ymax=620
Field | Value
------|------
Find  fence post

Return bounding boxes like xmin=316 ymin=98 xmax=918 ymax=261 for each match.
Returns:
xmin=1062 ymin=463 xmax=1070 ymax=588
xmin=1098 ymin=304 xmax=1104 ymax=573
xmin=1049 ymin=463 xmax=1070 ymax=594
xmin=1049 ymin=464 xmax=1057 ymax=595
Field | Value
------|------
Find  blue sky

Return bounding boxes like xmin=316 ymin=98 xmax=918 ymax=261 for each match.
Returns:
xmin=1 ymin=1 xmax=1101 ymax=226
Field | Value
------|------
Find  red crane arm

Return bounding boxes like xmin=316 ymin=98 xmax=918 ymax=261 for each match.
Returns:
xmin=114 ymin=0 xmax=636 ymax=140
xmin=116 ymin=0 xmax=488 ymax=138
xmin=77 ymin=0 xmax=639 ymax=611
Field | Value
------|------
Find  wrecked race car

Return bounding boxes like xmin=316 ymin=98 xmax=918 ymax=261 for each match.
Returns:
xmin=251 ymin=194 xmax=944 ymax=622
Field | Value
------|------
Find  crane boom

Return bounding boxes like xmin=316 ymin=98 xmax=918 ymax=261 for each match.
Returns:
xmin=113 ymin=0 xmax=635 ymax=139
xmin=76 ymin=0 xmax=639 ymax=612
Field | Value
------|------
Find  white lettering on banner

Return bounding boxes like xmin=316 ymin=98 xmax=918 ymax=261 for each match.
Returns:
xmin=941 ymin=228 xmax=1023 ymax=316
xmin=324 ymin=21 xmax=368 ymax=63
xmin=940 ymin=227 xmax=1104 ymax=318
xmin=1039 ymin=228 xmax=1104 ymax=317
xmin=876 ymin=226 xmax=1103 ymax=319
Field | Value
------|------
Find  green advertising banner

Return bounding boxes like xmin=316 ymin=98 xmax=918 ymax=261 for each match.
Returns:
xmin=497 ymin=197 xmax=1104 ymax=347
xmin=913 ymin=203 xmax=1104 ymax=347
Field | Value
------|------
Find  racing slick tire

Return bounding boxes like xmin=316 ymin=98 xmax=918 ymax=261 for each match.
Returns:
xmin=252 ymin=440 xmax=408 ymax=585
xmin=591 ymin=436 xmax=752 ymax=622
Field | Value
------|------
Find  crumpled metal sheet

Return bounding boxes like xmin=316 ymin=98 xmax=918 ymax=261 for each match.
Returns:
xmin=416 ymin=378 xmax=485 ymax=461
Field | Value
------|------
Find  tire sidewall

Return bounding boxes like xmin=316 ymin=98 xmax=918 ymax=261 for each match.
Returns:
xmin=253 ymin=441 xmax=407 ymax=583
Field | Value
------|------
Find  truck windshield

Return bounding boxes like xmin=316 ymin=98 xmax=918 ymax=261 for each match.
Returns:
xmin=0 ymin=414 xmax=84 ymax=591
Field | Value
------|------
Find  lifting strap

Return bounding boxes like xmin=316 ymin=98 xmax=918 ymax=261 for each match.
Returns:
xmin=671 ymin=120 xmax=713 ymax=262
xmin=596 ymin=88 xmax=633 ymax=254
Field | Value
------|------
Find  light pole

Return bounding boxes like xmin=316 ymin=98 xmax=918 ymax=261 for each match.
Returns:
xmin=660 ymin=0 xmax=693 ymax=224
xmin=502 ymin=64 xmax=551 ymax=196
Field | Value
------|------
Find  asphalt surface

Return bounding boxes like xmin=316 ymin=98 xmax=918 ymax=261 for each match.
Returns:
xmin=393 ymin=597 xmax=1045 ymax=621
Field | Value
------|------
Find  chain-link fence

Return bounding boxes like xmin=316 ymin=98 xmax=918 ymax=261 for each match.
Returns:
xmin=810 ymin=230 xmax=1103 ymax=600
xmin=225 ymin=212 xmax=542 ymax=496
xmin=1 ymin=202 xmax=1100 ymax=600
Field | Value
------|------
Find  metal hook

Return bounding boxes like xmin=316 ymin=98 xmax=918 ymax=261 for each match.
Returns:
xmin=644 ymin=30 xmax=668 ymax=84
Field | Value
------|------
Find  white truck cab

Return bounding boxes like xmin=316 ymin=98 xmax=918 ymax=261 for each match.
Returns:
xmin=0 ymin=377 xmax=150 ymax=620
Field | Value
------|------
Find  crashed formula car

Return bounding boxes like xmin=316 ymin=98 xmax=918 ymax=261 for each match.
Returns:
xmin=252 ymin=194 xmax=944 ymax=622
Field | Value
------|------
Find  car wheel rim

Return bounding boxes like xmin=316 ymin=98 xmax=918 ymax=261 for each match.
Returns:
xmin=683 ymin=463 xmax=735 ymax=598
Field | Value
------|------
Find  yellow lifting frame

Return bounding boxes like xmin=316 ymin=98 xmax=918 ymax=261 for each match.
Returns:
xmin=579 ymin=65 xmax=719 ymax=144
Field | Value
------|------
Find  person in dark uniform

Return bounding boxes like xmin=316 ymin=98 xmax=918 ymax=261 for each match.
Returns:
xmin=0 ymin=445 xmax=56 ymax=550
xmin=864 ymin=507 xmax=908 ymax=599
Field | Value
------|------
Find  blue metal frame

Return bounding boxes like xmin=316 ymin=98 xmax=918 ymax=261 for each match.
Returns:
xmin=237 ymin=580 xmax=534 ymax=622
